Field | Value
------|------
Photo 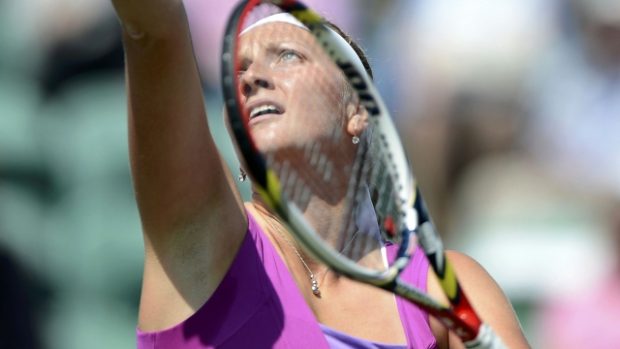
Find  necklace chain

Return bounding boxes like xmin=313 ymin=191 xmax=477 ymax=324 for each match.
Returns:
xmin=254 ymin=205 xmax=366 ymax=297
xmin=256 ymin=206 xmax=324 ymax=297
xmin=277 ymin=230 xmax=322 ymax=296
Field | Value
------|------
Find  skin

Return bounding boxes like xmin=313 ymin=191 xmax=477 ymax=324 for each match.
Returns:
xmin=239 ymin=23 xmax=371 ymax=247
xmin=239 ymin=24 xmax=354 ymax=152
xmin=110 ymin=1 xmax=530 ymax=348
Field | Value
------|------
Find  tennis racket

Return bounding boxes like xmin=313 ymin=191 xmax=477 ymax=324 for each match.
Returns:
xmin=221 ymin=1 xmax=506 ymax=348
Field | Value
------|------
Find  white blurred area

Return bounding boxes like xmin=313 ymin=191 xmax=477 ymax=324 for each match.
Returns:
xmin=404 ymin=0 xmax=555 ymax=94
xmin=2 ymin=0 xmax=620 ymax=348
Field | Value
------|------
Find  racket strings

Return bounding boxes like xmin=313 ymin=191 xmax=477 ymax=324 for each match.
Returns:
xmin=336 ymin=134 xmax=372 ymax=256
xmin=331 ymin=129 xmax=404 ymax=270
xmin=362 ymin=132 xmax=404 ymax=241
xmin=238 ymin=3 xmax=404 ymax=273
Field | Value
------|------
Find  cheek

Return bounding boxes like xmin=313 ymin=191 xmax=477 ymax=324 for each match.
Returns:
xmin=286 ymin=68 xmax=346 ymax=120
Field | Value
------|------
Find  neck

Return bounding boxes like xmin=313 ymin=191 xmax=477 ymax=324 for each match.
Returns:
xmin=251 ymin=200 xmax=317 ymax=257
xmin=251 ymin=191 xmax=352 ymax=252
xmin=251 ymin=185 xmax=382 ymax=264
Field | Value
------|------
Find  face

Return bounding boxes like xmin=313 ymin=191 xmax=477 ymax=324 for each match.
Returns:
xmin=238 ymin=22 xmax=356 ymax=153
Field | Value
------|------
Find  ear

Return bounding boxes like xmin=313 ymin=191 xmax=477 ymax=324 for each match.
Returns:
xmin=346 ymin=100 xmax=369 ymax=137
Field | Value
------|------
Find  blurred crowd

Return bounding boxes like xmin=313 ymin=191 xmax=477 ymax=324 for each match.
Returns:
xmin=1 ymin=0 xmax=619 ymax=348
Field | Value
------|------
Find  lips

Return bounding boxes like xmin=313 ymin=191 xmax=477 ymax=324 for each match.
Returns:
xmin=246 ymin=100 xmax=285 ymax=122
xmin=250 ymin=104 xmax=282 ymax=119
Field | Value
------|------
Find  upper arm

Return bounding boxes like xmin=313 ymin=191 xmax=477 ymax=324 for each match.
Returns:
xmin=429 ymin=251 xmax=531 ymax=349
xmin=446 ymin=251 xmax=531 ymax=349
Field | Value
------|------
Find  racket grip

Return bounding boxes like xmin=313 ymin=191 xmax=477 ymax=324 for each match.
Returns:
xmin=464 ymin=324 xmax=508 ymax=349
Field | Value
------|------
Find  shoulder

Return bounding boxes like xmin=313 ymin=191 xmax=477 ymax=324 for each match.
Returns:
xmin=442 ymin=251 xmax=513 ymax=318
xmin=428 ymin=251 xmax=531 ymax=349
xmin=444 ymin=250 xmax=495 ymax=288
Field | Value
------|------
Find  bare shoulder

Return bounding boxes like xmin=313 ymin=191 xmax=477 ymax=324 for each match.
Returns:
xmin=428 ymin=251 xmax=531 ymax=349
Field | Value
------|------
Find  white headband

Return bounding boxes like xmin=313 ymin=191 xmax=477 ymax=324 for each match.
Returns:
xmin=241 ymin=13 xmax=369 ymax=79
xmin=242 ymin=13 xmax=307 ymax=34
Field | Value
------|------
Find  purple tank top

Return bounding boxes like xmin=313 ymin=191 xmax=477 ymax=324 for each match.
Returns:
xmin=136 ymin=213 xmax=437 ymax=349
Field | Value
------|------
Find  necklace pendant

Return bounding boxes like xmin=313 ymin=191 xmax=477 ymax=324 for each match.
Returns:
xmin=311 ymin=277 xmax=320 ymax=296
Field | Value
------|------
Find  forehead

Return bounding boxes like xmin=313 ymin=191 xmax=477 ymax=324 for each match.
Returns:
xmin=239 ymin=22 xmax=317 ymax=50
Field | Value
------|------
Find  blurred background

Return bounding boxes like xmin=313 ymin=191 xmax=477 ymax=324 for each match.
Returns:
xmin=2 ymin=0 xmax=620 ymax=348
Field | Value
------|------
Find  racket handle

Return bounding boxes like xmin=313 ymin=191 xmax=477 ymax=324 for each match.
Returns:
xmin=464 ymin=324 xmax=508 ymax=349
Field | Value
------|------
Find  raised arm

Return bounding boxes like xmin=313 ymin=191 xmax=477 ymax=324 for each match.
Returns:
xmin=111 ymin=0 xmax=246 ymax=330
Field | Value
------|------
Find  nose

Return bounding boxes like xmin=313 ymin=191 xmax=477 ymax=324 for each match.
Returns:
xmin=240 ymin=62 xmax=274 ymax=97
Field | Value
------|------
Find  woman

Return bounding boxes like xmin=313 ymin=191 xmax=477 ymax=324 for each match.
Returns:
xmin=110 ymin=0 xmax=530 ymax=348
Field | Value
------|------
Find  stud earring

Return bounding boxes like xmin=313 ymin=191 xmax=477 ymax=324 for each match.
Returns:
xmin=238 ymin=167 xmax=247 ymax=182
xmin=352 ymin=136 xmax=360 ymax=145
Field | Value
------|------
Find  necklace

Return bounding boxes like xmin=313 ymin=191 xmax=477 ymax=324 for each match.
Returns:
xmin=277 ymin=228 xmax=322 ymax=297
xmin=256 ymin=206 xmax=325 ymax=297
xmin=253 ymin=204 xmax=366 ymax=297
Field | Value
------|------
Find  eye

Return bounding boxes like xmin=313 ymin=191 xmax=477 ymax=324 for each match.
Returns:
xmin=279 ymin=49 xmax=302 ymax=63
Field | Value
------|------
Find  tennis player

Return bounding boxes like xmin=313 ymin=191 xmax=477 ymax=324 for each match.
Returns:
xmin=110 ymin=0 xmax=530 ymax=348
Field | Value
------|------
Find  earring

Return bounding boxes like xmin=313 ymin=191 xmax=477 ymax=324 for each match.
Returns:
xmin=238 ymin=167 xmax=247 ymax=182
xmin=352 ymin=136 xmax=360 ymax=145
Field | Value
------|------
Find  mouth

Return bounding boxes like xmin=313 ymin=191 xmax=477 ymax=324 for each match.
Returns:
xmin=247 ymin=101 xmax=284 ymax=122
